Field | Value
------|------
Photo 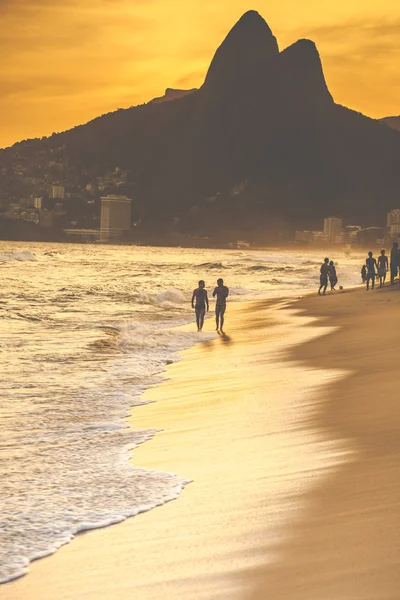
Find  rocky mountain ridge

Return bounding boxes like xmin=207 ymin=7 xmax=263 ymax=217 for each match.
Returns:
xmin=1 ymin=10 xmax=399 ymax=241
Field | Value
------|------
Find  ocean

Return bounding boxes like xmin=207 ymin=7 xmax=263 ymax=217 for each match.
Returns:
xmin=0 ymin=241 xmax=364 ymax=583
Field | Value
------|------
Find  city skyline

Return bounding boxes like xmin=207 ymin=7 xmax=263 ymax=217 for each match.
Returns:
xmin=1 ymin=0 xmax=400 ymax=148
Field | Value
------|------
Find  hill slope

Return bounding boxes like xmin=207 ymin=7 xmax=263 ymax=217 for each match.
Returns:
xmin=380 ymin=116 xmax=400 ymax=131
xmin=1 ymin=10 xmax=400 ymax=240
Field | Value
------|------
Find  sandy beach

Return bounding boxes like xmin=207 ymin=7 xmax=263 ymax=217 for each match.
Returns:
xmin=4 ymin=284 xmax=400 ymax=599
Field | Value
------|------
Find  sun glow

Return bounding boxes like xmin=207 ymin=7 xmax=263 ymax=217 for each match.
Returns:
xmin=1 ymin=0 xmax=399 ymax=148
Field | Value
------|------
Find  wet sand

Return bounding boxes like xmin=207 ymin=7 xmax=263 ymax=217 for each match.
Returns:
xmin=248 ymin=284 xmax=400 ymax=599
xmin=4 ymin=286 xmax=400 ymax=599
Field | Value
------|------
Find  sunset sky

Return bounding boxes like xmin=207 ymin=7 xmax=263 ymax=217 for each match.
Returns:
xmin=1 ymin=0 xmax=399 ymax=148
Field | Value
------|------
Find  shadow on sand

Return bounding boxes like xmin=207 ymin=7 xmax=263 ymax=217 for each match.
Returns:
xmin=243 ymin=288 xmax=400 ymax=599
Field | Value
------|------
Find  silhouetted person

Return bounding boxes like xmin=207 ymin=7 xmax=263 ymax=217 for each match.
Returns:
xmin=191 ymin=280 xmax=209 ymax=332
xmin=213 ymin=278 xmax=229 ymax=332
xmin=361 ymin=264 xmax=367 ymax=283
xmin=365 ymin=251 xmax=377 ymax=291
xmin=390 ymin=242 xmax=399 ymax=284
xmin=318 ymin=258 xmax=330 ymax=296
xmin=377 ymin=249 xmax=388 ymax=287
xmin=329 ymin=260 xmax=338 ymax=291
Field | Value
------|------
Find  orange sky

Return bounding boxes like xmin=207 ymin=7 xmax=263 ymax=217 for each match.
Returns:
xmin=1 ymin=0 xmax=399 ymax=148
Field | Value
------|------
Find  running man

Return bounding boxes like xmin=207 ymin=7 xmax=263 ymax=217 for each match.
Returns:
xmin=318 ymin=258 xmax=330 ymax=296
xmin=365 ymin=251 xmax=377 ymax=291
xmin=191 ymin=280 xmax=209 ymax=331
xmin=213 ymin=278 xmax=229 ymax=332
xmin=377 ymin=249 xmax=388 ymax=287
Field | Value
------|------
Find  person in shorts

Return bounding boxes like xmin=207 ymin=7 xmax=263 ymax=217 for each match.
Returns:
xmin=377 ymin=249 xmax=388 ymax=287
xmin=318 ymin=258 xmax=330 ymax=296
xmin=329 ymin=260 xmax=338 ymax=291
xmin=365 ymin=251 xmax=377 ymax=291
xmin=191 ymin=280 xmax=209 ymax=331
xmin=213 ymin=278 xmax=229 ymax=332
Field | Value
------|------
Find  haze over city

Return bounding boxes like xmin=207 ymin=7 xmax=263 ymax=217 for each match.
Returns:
xmin=1 ymin=0 xmax=400 ymax=148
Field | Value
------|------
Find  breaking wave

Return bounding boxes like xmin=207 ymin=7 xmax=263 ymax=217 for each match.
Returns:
xmin=0 ymin=250 xmax=37 ymax=262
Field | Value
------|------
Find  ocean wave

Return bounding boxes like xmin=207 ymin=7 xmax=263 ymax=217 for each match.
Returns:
xmin=229 ymin=287 xmax=252 ymax=296
xmin=197 ymin=262 xmax=228 ymax=269
xmin=0 ymin=250 xmax=37 ymax=262
xmin=117 ymin=320 xmax=216 ymax=351
xmin=248 ymin=265 xmax=270 ymax=271
xmin=43 ymin=251 xmax=65 ymax=259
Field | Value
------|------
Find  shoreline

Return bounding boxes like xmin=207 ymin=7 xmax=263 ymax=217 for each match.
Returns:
xmin=246 ymin=284 xmax=400 ymax=598
xmin=4 ymin=285 xmax=400 ymax=598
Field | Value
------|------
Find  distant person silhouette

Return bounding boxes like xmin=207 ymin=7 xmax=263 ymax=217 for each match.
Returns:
xmin=318 ymin=258 xmax=330 ymax=296
xmin=377 ymin=249 xmax=388 ymax=287
xmin=213 ymin=278 xmax=229 ymax=332
xmin=191 ymin=280 xmax=209 ymax=332
xmin=390 ymin=242 xmax=399 ymax=284
xmin=365 ymin=251 xmax=377 ymax=291
xmin=329 ymin=260 xmax=338 ymax=291
xmin=361 ymin=264 xmax=367 ymax=283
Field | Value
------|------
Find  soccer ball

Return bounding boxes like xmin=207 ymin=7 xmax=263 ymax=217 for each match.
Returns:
xmin=339 ymin=285 xmax=343 ymax=290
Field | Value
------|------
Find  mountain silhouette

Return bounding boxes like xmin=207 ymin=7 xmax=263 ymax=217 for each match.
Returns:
xmin=1 ymin=10 xmax=400 ymax=241
xmin=380 ymin=116 xmax=400 ymax=131
xmin=149 ymin=88 xmax=197 ymax=104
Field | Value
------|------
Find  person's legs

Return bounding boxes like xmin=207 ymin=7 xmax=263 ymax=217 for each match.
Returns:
xmin=199 ymin=308 xmax=205 ymax=331
xmin=195 ymin=308 xmax=201 ymax=331
xmin=366 ymin=274 xmax=370 ymax=290
xmin=319 ymin=275 xmax=327 ymax=295
xmin=371 ymin=275 xmax=375 ymax=290
xmin=215 ymin=305 xmax=220 ymax=330
xmin=219 ymin=306 xmax=226 ymax=331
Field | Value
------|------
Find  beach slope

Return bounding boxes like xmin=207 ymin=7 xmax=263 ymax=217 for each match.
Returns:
xmin=4 ymin=287 xmax=400 ymax=599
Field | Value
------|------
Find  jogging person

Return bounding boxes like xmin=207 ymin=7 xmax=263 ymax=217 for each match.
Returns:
xmin=213 ymin=278 xmax=229 ymax=332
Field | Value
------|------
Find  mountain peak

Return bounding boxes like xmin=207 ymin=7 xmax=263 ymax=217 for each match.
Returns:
xmin=203 ymin=11 xmax=279 ymax=90
xmin=276 ymin=38 xmax=333 ymax=106
xmin=237 ymin=10 xmax=265 ymax=24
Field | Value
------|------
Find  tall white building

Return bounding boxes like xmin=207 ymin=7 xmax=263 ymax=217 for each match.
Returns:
xmin=100 ymin=195 xmax=132 ymax=242
xmin=49 ymin=185 xmax=65 ymax=200
xmin=324 ymin=217 xmax=343 ymax=243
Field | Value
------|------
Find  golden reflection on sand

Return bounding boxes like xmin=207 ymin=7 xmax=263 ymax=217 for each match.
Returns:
xmin=3 ymin=296 xmax=354 ymax=599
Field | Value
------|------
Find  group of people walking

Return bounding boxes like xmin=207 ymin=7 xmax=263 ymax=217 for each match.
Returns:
xmin=191 ymin=278 xmax=229 ymax=332
xmin=361 ymin=242 xmax=400 ymax=290
xmin=318 ymin=259 xmax=338 ymax=295
xmin=319 ymin=241 xmax=400 ymax=296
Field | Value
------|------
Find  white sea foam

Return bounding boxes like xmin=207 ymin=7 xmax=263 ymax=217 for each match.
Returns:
xmin=0 ymin=242 xmax=365 ymax=584
xmin=0 ymin=250 xmax=37 ymax=261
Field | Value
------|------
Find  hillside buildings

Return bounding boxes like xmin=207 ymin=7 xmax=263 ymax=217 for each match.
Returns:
xmin=295 ymin=218 xmax=384 ymax=247
xmin=100 ymin=195 xmax=132 ymax=242
xmin=296 ymin=211 xmax=400 ymax=247
xmin=49 ymin=185 xmax=65 ymax=200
